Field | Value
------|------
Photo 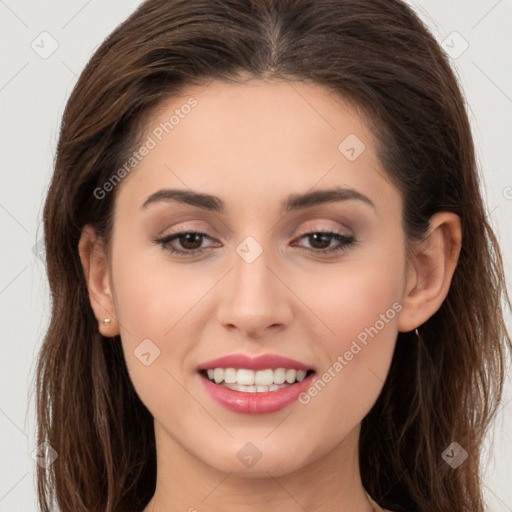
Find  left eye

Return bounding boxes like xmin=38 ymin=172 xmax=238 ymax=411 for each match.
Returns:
xmin=293 ymin=230 xmax=356 ymax=253
xmin=154 ymin=230 xmax=356 ymax=256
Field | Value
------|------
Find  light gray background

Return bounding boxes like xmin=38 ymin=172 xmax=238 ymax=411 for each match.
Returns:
xmin=1 ymin=1 xmax=511 ymax=510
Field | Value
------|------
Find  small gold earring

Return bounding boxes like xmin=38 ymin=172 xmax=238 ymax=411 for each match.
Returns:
xmin=415 ymin=328 xmax=419 ymax=336
xmin=102 ymin=318 xmax=111 ymax=326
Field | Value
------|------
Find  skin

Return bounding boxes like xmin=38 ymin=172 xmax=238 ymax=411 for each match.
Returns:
xmin=79 ymin=79 xmax=461 ymax=512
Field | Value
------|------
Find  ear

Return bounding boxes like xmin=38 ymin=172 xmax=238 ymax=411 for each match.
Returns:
xmin=78 ymin=224 xmax=120 ymax=337
xmin=397 ymin=211 xmax=462 ymax=333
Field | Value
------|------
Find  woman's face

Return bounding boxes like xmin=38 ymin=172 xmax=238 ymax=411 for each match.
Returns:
xmin=104 ymin=79 xmax=409 ymax=476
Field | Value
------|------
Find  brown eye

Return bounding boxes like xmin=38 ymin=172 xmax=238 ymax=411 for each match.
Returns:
xmin=153 ymin=229 xmax=356 ymax=257
xmin=175 ymin=232 xmax=204 ymax=250
xmin=294 ymin=231 xmax=356 ymax=254
xmin=154 ymin=230 xmax=217 ymax=255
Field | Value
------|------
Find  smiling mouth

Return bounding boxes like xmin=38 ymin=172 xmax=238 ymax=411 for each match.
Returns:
xmin=199 ymin=368 xmax=316 ymax=393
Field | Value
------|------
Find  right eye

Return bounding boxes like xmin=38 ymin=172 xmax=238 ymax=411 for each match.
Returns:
xmin=153 ymin=230 xmax=219 ymax=256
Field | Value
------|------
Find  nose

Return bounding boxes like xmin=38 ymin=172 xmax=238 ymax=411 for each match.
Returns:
xmin=215 ymin=240 xmax=294 ymax=340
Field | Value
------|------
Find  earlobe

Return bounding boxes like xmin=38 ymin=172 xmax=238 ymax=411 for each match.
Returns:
xmin=78 ymin=225 xmax=120 ymax=337
xmin=397 ymin=212 xmax=462 ymax=333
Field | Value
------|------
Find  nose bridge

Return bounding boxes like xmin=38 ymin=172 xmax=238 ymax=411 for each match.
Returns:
xmin=216 ymin=232 xmax=292 ymax=335
xmin=232 ymin=233 xmax=280 ymax=309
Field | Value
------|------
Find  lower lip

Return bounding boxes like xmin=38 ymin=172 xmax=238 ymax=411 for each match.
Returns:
xmin=199 ymin=372 xmax=315 ymax=414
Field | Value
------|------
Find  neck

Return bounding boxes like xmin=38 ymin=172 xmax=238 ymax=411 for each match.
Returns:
xmin=145 ymin=421 xmax=378 ymax=512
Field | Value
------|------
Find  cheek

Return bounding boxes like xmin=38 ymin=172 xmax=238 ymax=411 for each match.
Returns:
xmin=111 ymin=239 xmax=206 ymax=339
xmin=308 ymin=278 xmax=400 ymax=414
xmin=110 ymin=259 xmax=202 ymax=427
xmin=108 ymin=242 xmax=197 ymax=389
xmin=295 ymin=247 xmax=404 ymax=436
xmin=310 ymin=246 xmax=404 ymax=352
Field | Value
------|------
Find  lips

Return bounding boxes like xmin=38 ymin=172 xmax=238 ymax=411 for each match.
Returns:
xmin=197 ymin=353 xmax=315 ymax=372
xmin=197 ymin=353 xmax=316 ymax=414
xmin=198 ymin=371 xmax=315 ymax=414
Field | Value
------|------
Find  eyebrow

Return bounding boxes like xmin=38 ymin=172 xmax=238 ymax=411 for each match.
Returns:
xmin=141 ymin=186 xmax=375 ymax=213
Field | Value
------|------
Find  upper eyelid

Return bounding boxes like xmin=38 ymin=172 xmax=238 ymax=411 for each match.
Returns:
xmin=158 ymin=215 xmax=355 ymax=234
xmin=160 ymin=224 xmax=353 ymax=240
xmin=295 ymin=223 xmax=353 ymax=237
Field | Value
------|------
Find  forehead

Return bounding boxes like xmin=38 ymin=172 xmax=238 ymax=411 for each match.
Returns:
xmin=143 ymin=79 xmax=371 ymax=157
xmin=116 ymin=79 xmax=398 ymax=217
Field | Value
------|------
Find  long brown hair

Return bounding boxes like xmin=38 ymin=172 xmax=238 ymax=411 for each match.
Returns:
xmin=36 ymin=0 xmax=511 ymax=510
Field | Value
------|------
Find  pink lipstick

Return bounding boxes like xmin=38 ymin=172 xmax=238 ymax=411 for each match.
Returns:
xmin=197 ymin=353 xmax=316 ymax=414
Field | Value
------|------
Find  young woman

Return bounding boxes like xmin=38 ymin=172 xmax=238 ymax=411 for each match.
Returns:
xmin=35 ymin=0 xmax=511 ymax=511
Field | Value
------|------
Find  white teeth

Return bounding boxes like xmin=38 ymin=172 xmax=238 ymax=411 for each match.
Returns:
xmin=236 ymin=368 xmax=255 ymax=385
xmin=224 ymin=368 xmax=237 ymax=384
xmin=285 ymin=369 xmax=297 ymax=383
xmin=273 ymin=368 xmax=286 ymax=384
xmin=222 ymin=382 xmax=290 ymax=393
xmin=296 ymin=370 xmax=307 ymax=382
xmin=213 ymin=368 xmax=224 ymax=384
xmin=203 ymin=367 xmax=311 ymax=388
xmin=254 ymin=369 xmax=274 ymax=386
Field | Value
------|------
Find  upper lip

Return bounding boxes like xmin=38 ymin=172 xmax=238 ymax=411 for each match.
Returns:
xmin=197 ymin=353 xmax=315 ymax=372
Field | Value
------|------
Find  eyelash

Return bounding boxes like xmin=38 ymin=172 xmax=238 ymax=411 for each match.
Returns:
xmin=153 ymin=228 xmax=356 ymax=256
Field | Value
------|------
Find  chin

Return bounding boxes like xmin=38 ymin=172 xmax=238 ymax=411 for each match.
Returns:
xmin=195 ymin=437 xmax=316 ymax=478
